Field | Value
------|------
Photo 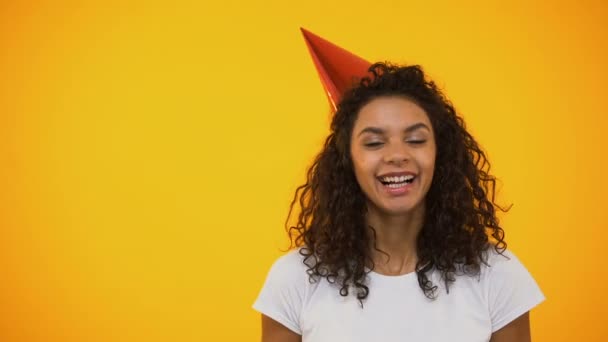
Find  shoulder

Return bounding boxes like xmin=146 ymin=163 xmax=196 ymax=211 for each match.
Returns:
xmin=482 ymin=246 xmax=514 ymax=268
xmin=479 ymin=246 xmax=545 ymax=332
xmin=261 ymin=247 xmax=316 ymax=297
xmin=253 ymin=248 xmax=315 ymax=335
xmin=267 ymin=248 xmax=311 ymax=280
xmin=478 ymin=246 xmax=541 ymax=291
xmin=480 ymin=246 xmax=527 ymax=279
xmin=450 ymin=246 xmax=521 ymax=284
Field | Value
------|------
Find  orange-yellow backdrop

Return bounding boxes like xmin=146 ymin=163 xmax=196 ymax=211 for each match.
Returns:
xmin=1 ymin=0 xmax=606 ymax=341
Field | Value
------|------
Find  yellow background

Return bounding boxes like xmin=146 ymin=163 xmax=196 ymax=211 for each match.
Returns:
xmin=1 ymin=0 xmax=606 ymax=341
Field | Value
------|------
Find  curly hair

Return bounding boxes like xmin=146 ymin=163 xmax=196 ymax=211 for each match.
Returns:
xmin=286 ymin=62 xmax=507 ymax=302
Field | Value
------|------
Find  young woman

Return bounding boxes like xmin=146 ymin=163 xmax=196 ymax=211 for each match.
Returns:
xmin=254 ymin=63 xmax=544 ymax=342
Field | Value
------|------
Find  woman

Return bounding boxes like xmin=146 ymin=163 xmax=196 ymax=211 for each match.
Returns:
xmin=253 ymin=63 xmax=544 ymax=342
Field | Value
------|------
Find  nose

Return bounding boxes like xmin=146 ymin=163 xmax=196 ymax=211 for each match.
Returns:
xmin=383 ymin=144 xmax=410 ymax=165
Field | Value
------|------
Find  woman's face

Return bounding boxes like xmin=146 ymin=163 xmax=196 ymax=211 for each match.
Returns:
xmin=350 ymin=96 xmax=436 ymax=217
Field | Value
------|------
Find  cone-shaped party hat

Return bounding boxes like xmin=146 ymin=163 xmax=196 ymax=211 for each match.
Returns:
xmin=300 ymin=28 xmax=372 ymax=111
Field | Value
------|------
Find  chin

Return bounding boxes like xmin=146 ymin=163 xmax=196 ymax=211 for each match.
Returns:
xmin=374 ymin=201 xmax=423 ymax=216
xmin=385 ymin=206 xmax=419 ymax=216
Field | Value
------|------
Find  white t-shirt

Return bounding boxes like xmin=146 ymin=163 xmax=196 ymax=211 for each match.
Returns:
xmin=253 ymin=248 xmax=544 ymax=342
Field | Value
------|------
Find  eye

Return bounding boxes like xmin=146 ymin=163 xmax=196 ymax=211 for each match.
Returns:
xmin=407 ymin=140 xmax=426 ymax=145
xmin=364 ymin=142 xmax=384 ymax=148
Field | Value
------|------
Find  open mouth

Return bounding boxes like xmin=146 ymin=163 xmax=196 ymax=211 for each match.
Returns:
xmin=378 ymin=175 xmax=415 ymax=188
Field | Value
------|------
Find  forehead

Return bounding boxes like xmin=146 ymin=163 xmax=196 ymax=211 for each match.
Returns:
xmin=354 ymin=96 xmax=431 ymax=130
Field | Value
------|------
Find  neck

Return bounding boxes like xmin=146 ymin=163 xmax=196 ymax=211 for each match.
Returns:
xmin=366 ymin=203 xmax=425 ymax=275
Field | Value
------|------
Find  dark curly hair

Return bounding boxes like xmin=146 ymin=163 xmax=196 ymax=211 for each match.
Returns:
xmin=286 ymin=62 xmax=507 ymax=301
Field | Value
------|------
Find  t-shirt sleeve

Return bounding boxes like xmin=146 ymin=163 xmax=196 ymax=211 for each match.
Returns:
xmin=252 ymin=250 xmax=307 ymax=335
xmin=485 ymin=249 xmax=545 ymax=332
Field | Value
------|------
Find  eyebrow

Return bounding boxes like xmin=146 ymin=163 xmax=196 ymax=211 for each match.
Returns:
xmin=357 ymin=122 xmax=431 ymax=137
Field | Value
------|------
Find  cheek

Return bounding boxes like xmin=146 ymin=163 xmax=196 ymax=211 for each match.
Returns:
xmin=426 ymin=152 xmax=437 ymax=170
xmin=351 ymin=156 xmax=366 ymax=179
xmin=425 ymin=149 xmax=437 ymax=176
xmin=417 ymin=147 xmax=437 ymax=174
xmin=350 ymin=150 xmax=374 ymax=181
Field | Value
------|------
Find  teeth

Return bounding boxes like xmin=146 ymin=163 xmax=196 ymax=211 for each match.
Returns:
xmin=380 ymin=175 xmax=414 ymax=183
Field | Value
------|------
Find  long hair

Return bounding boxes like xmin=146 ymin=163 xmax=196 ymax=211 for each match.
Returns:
xmin=286 ymin=62 xmax=507 ymax=301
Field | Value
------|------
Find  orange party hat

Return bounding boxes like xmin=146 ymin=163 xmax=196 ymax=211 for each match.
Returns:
xmin=300 ymin=28 xmax=372 ymax=111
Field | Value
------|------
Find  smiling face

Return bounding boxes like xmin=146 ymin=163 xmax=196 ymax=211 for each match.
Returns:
xmin=350 ymin=96 xmax=436 ymax=217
